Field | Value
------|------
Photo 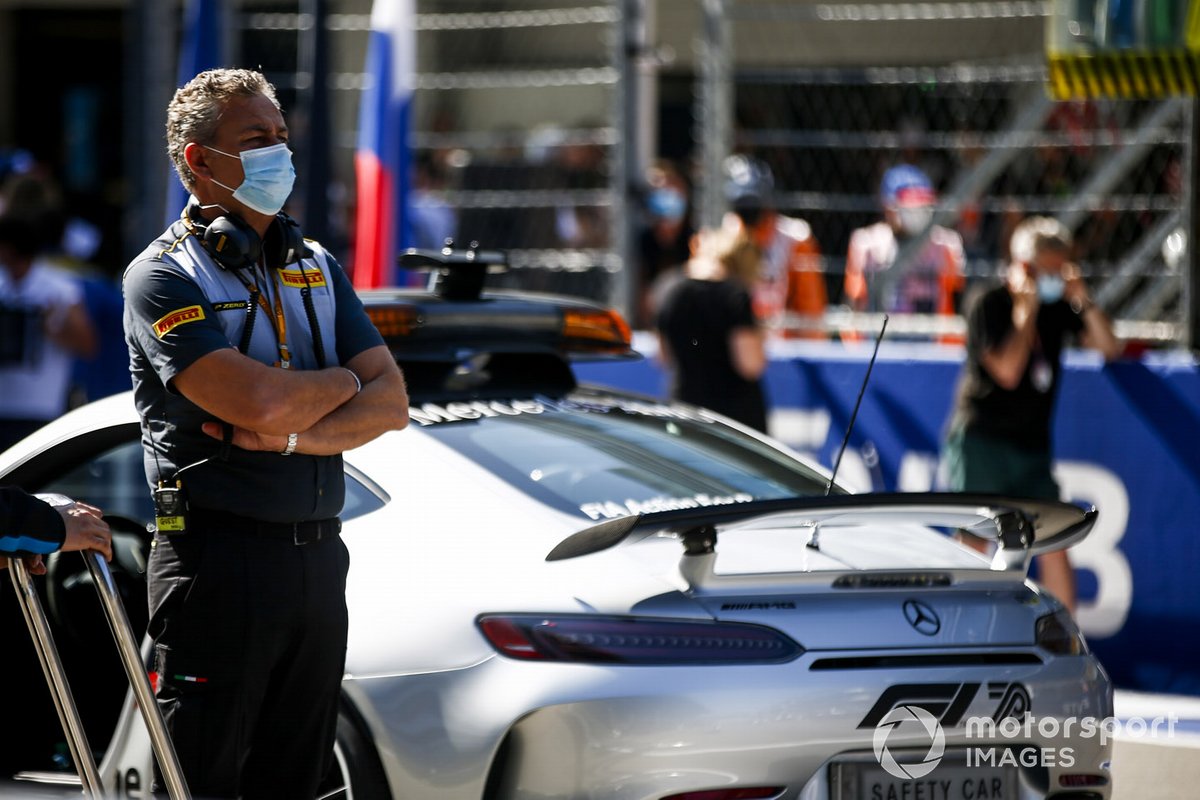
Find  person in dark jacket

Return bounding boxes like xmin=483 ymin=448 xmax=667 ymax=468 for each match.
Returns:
xmin=0 ymin=486 xmax=111 ymax=574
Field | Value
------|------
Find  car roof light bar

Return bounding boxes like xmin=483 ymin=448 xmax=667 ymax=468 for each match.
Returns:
xmin=561 ymin=307 xmax=632 ymax=353
xmin=399 ymin=241 xmax=507 ymax=301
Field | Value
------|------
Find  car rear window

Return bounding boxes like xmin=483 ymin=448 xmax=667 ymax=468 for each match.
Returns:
xmin=411 ymin=392 xmax=831 ymax=521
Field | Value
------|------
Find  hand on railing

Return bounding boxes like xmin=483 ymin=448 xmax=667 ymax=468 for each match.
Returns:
xmin=55 ymin=501 xmax=111 ymax=562
xmin=19 ymin=502 xmax=113 ymax=576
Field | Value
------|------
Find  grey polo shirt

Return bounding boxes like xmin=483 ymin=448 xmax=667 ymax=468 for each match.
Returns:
xmin=122 ymin=219 xmax=384 ymax=522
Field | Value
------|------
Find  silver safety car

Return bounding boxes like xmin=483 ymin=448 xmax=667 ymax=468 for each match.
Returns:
xmin=0 ymin=249 xmax=1111 ymax=800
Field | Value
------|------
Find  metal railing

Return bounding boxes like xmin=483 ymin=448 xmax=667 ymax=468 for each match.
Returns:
xmin=776 ymin=309 xmax=1183 ymax=343
xmin=8 ymin=530 xmax=190 ymax=800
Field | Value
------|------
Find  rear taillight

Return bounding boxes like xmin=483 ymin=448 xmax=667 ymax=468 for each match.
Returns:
xmin=477 ymin=614 xmax=803 ymax=665
xmin=661 ymin=788 xmax=784 ymax=800
xmin=1036 ymin=609 xmax=1087 ymax=656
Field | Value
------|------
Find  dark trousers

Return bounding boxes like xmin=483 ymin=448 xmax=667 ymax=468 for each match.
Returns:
xmin=147 ymin=522 xmax=350 ymax=799
xmin=943 ymin=426 xmax=1060 ymax=500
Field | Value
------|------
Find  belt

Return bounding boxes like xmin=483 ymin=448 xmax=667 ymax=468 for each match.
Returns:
xmin=189 ymin=508 xmax=341 ymax=546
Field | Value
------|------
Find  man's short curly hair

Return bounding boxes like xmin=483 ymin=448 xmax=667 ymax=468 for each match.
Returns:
xmin=166 ymin=69 xmax=281 ymax=193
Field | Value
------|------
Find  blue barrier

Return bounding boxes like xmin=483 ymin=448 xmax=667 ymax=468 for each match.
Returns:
xmin=578 ymin=340 xmax=1200 ymax=696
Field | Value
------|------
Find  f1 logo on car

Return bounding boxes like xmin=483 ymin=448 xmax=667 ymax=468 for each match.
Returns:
xmin=860 ymin=684 xmax=981 ymax=730
xmin=858 ymin=682 xmax=1031 ymax=729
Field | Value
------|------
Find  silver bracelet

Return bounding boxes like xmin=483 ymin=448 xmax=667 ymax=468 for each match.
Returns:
xmin=281 ymin=432 xmax=299 ymax=456
xmin=343 ymin=367 xmax=362 ymax=394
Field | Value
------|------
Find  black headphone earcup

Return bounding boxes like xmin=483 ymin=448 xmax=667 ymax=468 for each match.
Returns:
xmin=263 ymin=213 xmax=311 ymax=270
xmin=203 ymin=216 xmax=260 ymax=271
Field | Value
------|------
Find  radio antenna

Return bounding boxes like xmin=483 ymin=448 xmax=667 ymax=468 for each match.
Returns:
xmin=825 ymin=315 xmax=889 ymax=496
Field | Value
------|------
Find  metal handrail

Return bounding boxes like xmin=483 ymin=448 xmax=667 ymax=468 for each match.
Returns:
xmin=84 ymin=551 xmax=190 ymax=800
xmin=9 ymin=557 xmax=104 ymax=797
xmin=9 ymin=550 xmax=191 ymax=799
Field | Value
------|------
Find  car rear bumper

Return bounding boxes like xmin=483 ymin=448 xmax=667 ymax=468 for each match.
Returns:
xmin=346 ymin=648 xmax=1112 ymax=800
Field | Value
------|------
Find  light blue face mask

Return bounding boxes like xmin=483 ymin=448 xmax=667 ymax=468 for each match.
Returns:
xmin=1037 ymin=273 xmax=1065 ymax=303
xmin=206 ymin=142 xmax=296 ymax=216
xmin=647 ymin=188 xmax=687 ymax=222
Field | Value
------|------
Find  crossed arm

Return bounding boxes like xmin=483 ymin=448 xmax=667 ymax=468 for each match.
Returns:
xmin=176 ymin=343 xmax=409 ymax=456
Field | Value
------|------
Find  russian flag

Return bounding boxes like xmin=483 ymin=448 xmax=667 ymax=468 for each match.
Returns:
xmin=354 ymin=0 xmax=416 ymax=288
xmin=167 ymin=0 xmax=225 ymax=223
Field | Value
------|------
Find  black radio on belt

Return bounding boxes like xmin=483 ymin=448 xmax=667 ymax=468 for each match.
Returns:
xmin=154 ymin=480 xmax=189 ymax=535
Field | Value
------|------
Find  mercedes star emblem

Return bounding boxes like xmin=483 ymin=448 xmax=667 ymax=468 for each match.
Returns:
xmin=903 ymin=599 xmax=941 ymax=636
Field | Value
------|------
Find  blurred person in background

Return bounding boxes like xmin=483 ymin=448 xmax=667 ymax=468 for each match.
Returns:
xmin=636 ymin=159 xmax=693 ymax=329
xmin=1 ymin=169 xmax=125 ymax=407
xmin=656 ymin=224 xmax=769 ymax=432
xmin=943 ymin=216 xmax=1121 ymax=613
xmin=0 ymin=215 xmax=97 ymax=452
xmin=844 ymin=164 xmax=965 ymax=336
xmin=723 ymin=154 xmax=827 ymax=338
xmin=411 ymin=151 xmax=457 ymax=251
xmin=553 ymin=122 xmax=609 ymax=250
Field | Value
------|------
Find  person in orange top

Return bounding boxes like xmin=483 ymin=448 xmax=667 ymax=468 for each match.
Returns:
xmin=723 ymin=155 xmax=826 ymax=339
xmin=844 ymin=165 xmax=965 ymax=337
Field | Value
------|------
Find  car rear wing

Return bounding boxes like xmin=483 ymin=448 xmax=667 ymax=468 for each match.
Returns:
xmin=546 ymin=492 xmax=1097 ymax=591
xmin=8 ymin=495 xmax=190 ymax=799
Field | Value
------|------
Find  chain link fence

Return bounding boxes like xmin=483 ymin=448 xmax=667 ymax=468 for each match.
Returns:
xmin=221 ymin=0 xmax=1186 ymax=342
xmin=693 ymin=0 xmax=1188 ymax=342
xmin=236 ymin=0 xmax=624 ymax=303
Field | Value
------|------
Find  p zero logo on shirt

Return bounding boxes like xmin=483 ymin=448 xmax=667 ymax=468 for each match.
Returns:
xmin=153 ymin=305 xmax=205 ymax=338
xmin=278 ymin=269 xmax=327 ymax=289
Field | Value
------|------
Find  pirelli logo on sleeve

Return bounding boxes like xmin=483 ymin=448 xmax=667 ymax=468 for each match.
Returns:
xmin=278 ymin=269 xmax=327 ymax=289
xmin=153 ymin=305 xmax=205 ymax=338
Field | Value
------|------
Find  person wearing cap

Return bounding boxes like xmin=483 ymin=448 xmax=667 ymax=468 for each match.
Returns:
xmin=723 ymin=155 xmax=826 ymax=339
xmin=844 ymin=164 xmax=965 ymax=336
xmin=943 ymin=216 xmax=1121 ymax=614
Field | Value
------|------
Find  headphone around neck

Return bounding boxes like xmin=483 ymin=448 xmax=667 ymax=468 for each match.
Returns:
xmin=185 ymin=202 xmax=312 ymax=272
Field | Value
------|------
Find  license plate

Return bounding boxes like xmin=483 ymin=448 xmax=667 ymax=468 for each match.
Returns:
xmin=830 ymin=754 xmax=1017 ymax=800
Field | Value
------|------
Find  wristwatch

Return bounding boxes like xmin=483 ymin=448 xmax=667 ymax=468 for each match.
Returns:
xmin=281 ymin=432 xmax=299 ymax=456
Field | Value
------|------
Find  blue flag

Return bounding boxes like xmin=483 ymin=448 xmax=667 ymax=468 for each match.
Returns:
xmin=353 ymin=0 xmax=416 ymax=288
xmin=167 ymin=0 xmax=225 ymax=225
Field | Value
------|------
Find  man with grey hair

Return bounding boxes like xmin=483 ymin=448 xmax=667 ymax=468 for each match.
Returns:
xmin=943 ymin=216 xmax=1120 ymax=614
xmin=123 ymin=68 xmax=408 ymax=797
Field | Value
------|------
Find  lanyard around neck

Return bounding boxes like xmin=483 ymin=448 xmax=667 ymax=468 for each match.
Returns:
xmin=234 ymin=260 xmax=292 ymax=368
